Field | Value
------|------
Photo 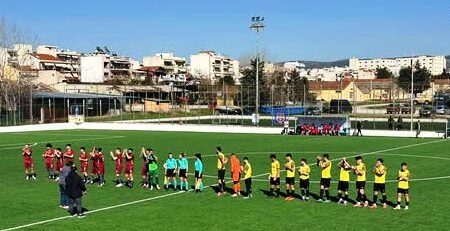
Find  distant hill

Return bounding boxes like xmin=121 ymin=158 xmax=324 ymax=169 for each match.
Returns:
xmin=275 ymin=59 xmax=349 ymax=69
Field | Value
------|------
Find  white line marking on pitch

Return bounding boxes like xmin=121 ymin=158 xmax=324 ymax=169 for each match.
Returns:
xmin=1 ymin=138 xmax=446 ymax=231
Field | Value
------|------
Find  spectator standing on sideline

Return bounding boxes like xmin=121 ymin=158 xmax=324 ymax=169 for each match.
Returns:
xmin=415 ymin=120 xmax=421 ymax=138
xmin=65 ymin=167 xmax=87 ymax=218
xmin=283 ymin=119 xmax=289 ymax=135
xmin=356 ymin=121 xmax=363 ymax=136
xmin=388 ymin=116 xmax=394 ymax=130
xmin=397 ymin=116 xmax=403 ymax=130
xmin=58 ymin=162 xmax=72 ymax=209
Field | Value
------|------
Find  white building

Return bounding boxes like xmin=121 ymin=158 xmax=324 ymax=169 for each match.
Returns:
xmin=190 ymin=51 xmax=240 ymax=83
xmin=142 ymin=52 xmax=187 ymax=83
xmin=283 ymin=61 xmax=306 ymax=71
xmin=349 ymin=55 xmax=447 ymax=76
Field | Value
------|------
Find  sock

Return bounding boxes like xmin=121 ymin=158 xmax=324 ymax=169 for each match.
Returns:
xmin=200 ymin=182 xmax=204 ymax=191
xmin=291 ymin=190 xmax=295 ymax=197
xmin=275 ymin=188 xmax=280 ymax=196
xmin=286 ymin=189 xmax=290 ymax=197
xmin=185 ymin=181 xmax=189 ymax=190
xmin=155 ymin=176 xmax=159 ymax=184
xmin=320 ymin=189 xmax=324 ymax=199
xmin=397 ymin=201 xmax=401 ymax=206
xmin=218 ymin=183 xmax=223 ymax=192
xmin=173 ymin=179 xmax=177 ymax=189
xmin=382 ymin=195 xmax=387 ymax=204
xmin=356 ymin=192 xmax=361 ymax=202
xmin=344 ymin=193 xmax=349 ymax=200
xmin=325 ymin=190 xmax=330 ymax=200
xmin=373 ymin=195 xmax=378 ymax=204
xmin=306 ymin=190 xmax=310 ymax=197
xmin=223 ymin=182 xmax=226 ymax=191
xmin=270 ymin=188 xmax=274 ymax=196
xmin=363 ymin=194 xmax=368 ymax=202
xmin=406 ymin=201 xmax=409 ymax=206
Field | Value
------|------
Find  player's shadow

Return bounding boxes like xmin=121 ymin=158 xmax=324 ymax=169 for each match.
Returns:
xmin=260 ymin=189 xmax=272 ymax=196
xmin=386 ymin=200 xmax=396 ymax=208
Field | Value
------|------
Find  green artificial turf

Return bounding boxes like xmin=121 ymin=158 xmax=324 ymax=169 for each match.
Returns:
xmin=0 ymin=130 xmax=449 ymax=230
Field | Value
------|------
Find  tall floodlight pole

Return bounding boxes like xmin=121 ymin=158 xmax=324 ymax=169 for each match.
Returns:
xmin=250 ymin=16 xmax=265 ymax=126
xmin=410 ymin=58 xmax=414 ymax=131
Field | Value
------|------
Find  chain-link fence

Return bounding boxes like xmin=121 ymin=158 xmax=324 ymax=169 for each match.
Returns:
xmin=1 ymin=81 xmax=449 ymax=133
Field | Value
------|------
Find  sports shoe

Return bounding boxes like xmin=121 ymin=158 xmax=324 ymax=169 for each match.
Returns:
xmin=301 ymin=196 xmax=306 ymax=200
xmin=26 ymin=176 xmax=29 ymax=180
xmin=305 ymin=197 xmax=309 ymax=201
xmin=363 ymin=201 xmax=369 ymax=207
xmin=288 ymin=197 xmax=295 ymax=201
xmin=404 ymin=206 xmax=409 ymax=210
xmin=32 ymin=175 xmax=37 ymax=180
xmin=393 ymin=205 xmax=401 ymax=210
xmin=343 ymin=201 xmax=348 ymax=206
xmin=382 ymin=203 xmax=387 ymax=209
xmin=55 ymin=177 xmax=59 ymax=181
xmin=354 ymin=203 xmax=362 ymax=207
xmin=116 ymin=183 xmax=123 ymax=188
xmin=231 ymin=194 xmax=238 ymax=197
xmin=284 ymin=197 xmax=290 ymax=201
xmin=370 ymin=204 xmax=377 ymax=209
xmin=323 ymin=199 xmax=330 ymax=203
xmin=243 ymin=196 xmax=250 ymax=199
xmin=317 ymin=199 xmax=323 ymax=203
xmin=337 ymin=198 xmax=343 ymax=204
xmin=150 ymin=185 xmax=154 ymax=190
xmin=217 ymin=192 xmax=223 ymax=196
xmin=156 ymin=185 xmax=161 ymax=190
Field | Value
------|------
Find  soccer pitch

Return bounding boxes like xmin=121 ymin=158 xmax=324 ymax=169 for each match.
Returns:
xmin=1 ymin=130 xmax=449 ymax=230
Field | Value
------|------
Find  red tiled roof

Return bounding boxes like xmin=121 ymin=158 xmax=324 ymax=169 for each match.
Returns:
xmin=31 ymin=53 xmax=61 ymax=62
xmin=433 ymin=79 xmax=450 ymax=85
xmin=309 ymin=79 xmax=351 ymax=91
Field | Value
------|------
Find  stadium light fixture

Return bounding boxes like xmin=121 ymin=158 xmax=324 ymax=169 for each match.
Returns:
xmin=250 ymin=16 xmax=265 ymax=126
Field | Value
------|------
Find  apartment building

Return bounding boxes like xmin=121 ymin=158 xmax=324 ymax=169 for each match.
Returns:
xmin=80 ymin=49 xmax=144 ymax=83
xmin=142 ymin=52 xmax=187 ymax=83
xmin=190 ymin=51 xmax=240 ymax=83
xmin=349 ymin=55 xmax=447 ymax=76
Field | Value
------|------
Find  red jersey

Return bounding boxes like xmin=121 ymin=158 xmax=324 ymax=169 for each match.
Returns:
xmin=115 ymin=153 xmax=123 ymax=166
xmin=22 ymin=148 xmax=33 ymax=161
xmin=125 ymin=153 xmax=134 ymax=166
xmin=95 ymin=152 xmax=105 ymax=175
xmin=43 ymin=148 xmax=54 ymax=169
xmin=54 ymin=150 xmax=63 ymax=172
xmin=79 ymin=151 xmax=89 ymax=174
xmin=64 ymin=149 xmax=74 ymax=163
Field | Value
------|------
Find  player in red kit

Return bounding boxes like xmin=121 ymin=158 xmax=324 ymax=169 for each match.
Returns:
xmin=110 ymin=148 xmax=124 ymax=187
xmin=96 ymin=148 xmax=106 ymax=187
xmin=22 ymin=144 xmax=36 ymax=180
xmin=124 ymin=148 xmax=135 ymax=188
xmin=79 ymin=147 xmax=89 ymax=183
xmin=140 ymin=147 xmax=149 ymax=188
xmin=63 ymin=144 xmax=74 ymax=164
xmin=54 ymin=148 xmax=63 ymax=181
xmin=89 ymin=147 xmax=98 ymax=184
xmin=42 ymin=143 xmax=55 ymax=179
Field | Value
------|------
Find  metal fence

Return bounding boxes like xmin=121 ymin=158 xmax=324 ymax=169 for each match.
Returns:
xmin=0 ymin=82 xmax=449 ymax=132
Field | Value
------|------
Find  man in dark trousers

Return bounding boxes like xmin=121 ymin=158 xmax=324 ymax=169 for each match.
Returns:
xmin=388 ymin=116 xmax=394 ymax=130
xmin=65 ymin=167 xmax=87 ymax=218
xmin=356 ymin=120 xmax=363 ymax=136
xmin=415 ymin=120 xmax=421 ymax=138
xmin=397 ymin=116 xmax=403 ymax=130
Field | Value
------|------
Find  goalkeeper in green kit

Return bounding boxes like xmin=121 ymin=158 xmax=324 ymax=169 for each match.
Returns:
xmin=147 ymin=149 xmax=160 ymax=190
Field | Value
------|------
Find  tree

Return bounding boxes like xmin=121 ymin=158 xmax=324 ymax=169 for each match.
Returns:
xmin=375 ymin=67 xmax=394 ymax=79
xmin=217 ymin=75 xmax=235 ymax=86
xmin=397 ymin=62 xmax=431 ymax=95
xmin=240 ymin=57 xmax=268 ymax=107
xmin=287 ymin=69 xmax=311 ymax=105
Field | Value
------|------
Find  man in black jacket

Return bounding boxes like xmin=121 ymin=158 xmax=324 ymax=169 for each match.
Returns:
xmin=65 ymin=167 xmax=87 ymax=218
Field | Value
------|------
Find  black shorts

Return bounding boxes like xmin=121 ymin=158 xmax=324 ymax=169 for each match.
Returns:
xmin=356 ymin=181 xmax=366 ymax=190
xmin=270 ymin=177 xmax=280 ymax=186
xmin=320 ymin=178 xmax=331 ymax=188
xmin=194 ymin=171 xmax=202 ymax=179
xmin=337 ymin=181 xmax=349 ymax=191
xmin=244 ymin=178 xmax=252 ymax=187
xmin=166 ymin=169 xmax=176 ymax=177
xmin=299 ymin=179 xmax=309 ymax=189
xmin=397 ymin=188 xmax=409 ymax=194
xmin=373 ymin=183 xmax=386 ymax=192
xmin=179 ymin=169 xmax=187 ymax=178
xmin=217 ymin=169 xmax=225 ymax=180
xmin=285 ymin=177 xmax=295 ymax=185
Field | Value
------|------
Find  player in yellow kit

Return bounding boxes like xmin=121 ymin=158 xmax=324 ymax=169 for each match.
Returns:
xmin=352 ymin=156 xmax=369 ymax=207
xmin=268 ymin=154 xmax=281 ymax=197
xmin=337 ymin=158 xmax=352 ymax=205
xmin=284 ymin=153 xmax=295 ymax=201
xmin=394 ymin=162 xmax=410 ymax=210
xmin=317 ymin=154 xmax=331 ymax=203
xmin=216 ymin=146 xmax=228 ymax=196
xmin=371 ymin=158 xmax=387 ymax=209
xmin=242 ymin=157 xmax=253 ymax=199
xmin=298 ymin=158 xmax=310 ymax=201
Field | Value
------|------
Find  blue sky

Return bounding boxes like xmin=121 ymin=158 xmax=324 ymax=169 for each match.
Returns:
xmin=1 ymin=0 xmax=449 ymax=62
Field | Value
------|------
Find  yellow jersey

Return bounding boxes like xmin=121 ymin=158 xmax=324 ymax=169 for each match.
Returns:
xmin=244 ymin=163 xmax=252 ymax=179
xmin=339 ymin=166 xmax=351 ymax=182
xmin=217 ymin=152 xmax=226 ymax=170
xmin=355 ymin=163 xmax=366 ymax=182
xmin=285 ymin=160 xmax=295 ymax=178
xmin=299 ymin=165 xmax=310 ymax=180
xmin=321 ymin=160 xmax=332 ymax=179
xmin=374 ymin=164 xmax=387 ymax=184
xmin=398 ymin=170 xmax=410 ymax=189
xmin=270 ymin=160 xmax=280 ymax=178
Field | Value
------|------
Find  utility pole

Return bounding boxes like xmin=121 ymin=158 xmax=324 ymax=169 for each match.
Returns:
xmin=250 ymin=16 xmax=265 ymax=126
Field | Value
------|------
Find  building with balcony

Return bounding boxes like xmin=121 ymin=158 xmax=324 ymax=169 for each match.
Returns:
xmin=349 ymin=55 xmax=447 ymax=76
xmin=190 ymin=51 xmax=240 ymax=84
xmin=142 ymin=52 xmax=187 ymax=83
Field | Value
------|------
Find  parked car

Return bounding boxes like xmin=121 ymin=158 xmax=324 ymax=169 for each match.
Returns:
xmin=419 ymin=106 xmax=434 ymax=117
xmin=305 ymin=107 xmax=321 ymax=115
xmin=386 ymin=103 xmax=414 ymax=114
xmin=435 ymin=105 xmax=449 ymax=115
xmin=215 ymin=106 xmax=242 ymax=115
xmin=329 ymin=99 xmax=352 ymax=114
